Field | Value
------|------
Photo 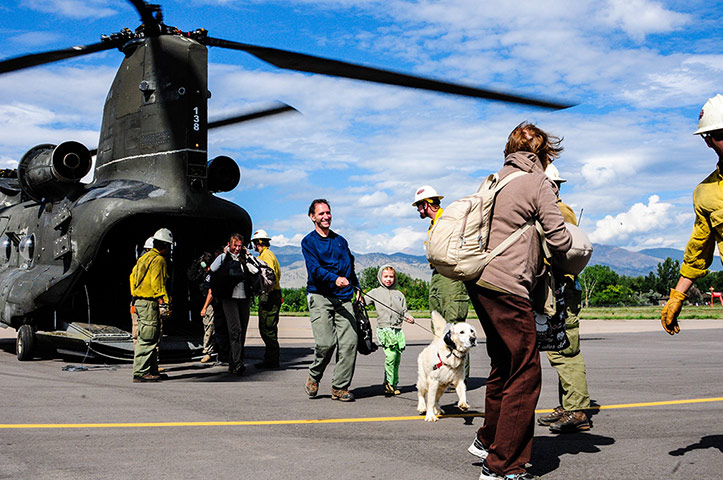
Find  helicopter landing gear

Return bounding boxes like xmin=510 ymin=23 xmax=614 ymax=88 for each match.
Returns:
xmin=16 ymin=324 xmax=36 ymax=361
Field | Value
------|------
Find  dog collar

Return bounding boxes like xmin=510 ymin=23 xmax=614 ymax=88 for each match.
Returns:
xmin=432 ymin=353 xmax=444 ymax=370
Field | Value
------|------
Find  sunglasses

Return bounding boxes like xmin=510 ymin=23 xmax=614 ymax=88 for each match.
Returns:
xmin=704 ymin=130 xmax=723 ymax=142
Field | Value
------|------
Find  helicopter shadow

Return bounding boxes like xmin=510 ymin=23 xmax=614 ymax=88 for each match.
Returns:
xmin=165 ymin=345 xmax=314 ymax=381
xmin=669 ymin=434 xmax=723 ymax=456
xmin=0 ymin=338 xmax=14 ymax=354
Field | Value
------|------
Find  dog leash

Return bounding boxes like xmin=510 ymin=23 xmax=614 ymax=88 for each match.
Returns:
xmin=354 ymin=287 xmax=437 ymax=337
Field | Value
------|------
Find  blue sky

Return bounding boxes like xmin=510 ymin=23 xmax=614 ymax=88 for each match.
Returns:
xmin=1 ymin=0 xmax=723 ymax=255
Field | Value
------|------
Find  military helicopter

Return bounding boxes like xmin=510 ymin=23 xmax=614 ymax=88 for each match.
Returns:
xmin=0 ymin=0 xmax=572 ymax=361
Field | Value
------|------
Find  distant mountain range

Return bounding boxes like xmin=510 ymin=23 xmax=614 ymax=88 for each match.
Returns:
xmin=271 ymin=244 xmax=721 ymax=288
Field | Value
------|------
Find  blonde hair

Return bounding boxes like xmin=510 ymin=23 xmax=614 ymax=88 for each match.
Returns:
xmin=504 ymin=122 xmax=563 ymax=166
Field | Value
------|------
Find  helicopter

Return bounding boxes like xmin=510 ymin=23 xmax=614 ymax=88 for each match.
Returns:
xmin=0 ymin=0 xmax=572 ymax=361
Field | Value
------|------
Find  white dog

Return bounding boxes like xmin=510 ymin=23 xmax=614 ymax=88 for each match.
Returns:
xmin=416 ymin=311 xmax=477 ymax=422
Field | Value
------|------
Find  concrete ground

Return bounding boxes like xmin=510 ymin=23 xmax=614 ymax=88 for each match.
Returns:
xmin=0 ymin=316 xmax=721 ymax=480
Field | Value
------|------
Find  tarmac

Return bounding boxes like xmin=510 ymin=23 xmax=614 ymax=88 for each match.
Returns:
xmin=0 ymin=316 xmax=721 ymax=479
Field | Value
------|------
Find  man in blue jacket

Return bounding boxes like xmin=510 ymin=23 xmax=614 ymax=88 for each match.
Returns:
xmin=302 ymin=199 xmax=360 ymax=402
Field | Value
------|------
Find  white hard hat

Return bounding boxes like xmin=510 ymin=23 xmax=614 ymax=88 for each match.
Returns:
xmin=251 ymin=229 xmax=271 ymax=242
xmin=412 ymin=185 xmax=443 ymax=206
xmin=143 ymin=237 xmax=154 ymax=249
xmin=152 ymin=228 xmax=174 ymax=245
xmin=545 ymin=163 xmax=566 ymax=183
xmin=694 ymin=94 xmax=723 ymax=135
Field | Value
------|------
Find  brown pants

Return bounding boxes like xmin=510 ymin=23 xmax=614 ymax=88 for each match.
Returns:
xmin=467 ymin=284 xmax=541 ymax=476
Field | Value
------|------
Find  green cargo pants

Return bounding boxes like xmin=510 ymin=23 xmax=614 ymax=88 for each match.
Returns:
xmin=430 ymin=272 xmax=470 ymax=377
xmin=258 ymin=289 xmax=282 ymax=365
xmin=308 ymin=293 xmax=358 ymax=390
xmin=132 ymin=299 xmax=160 ymax=378
xmin=429 ymin=272 xmax=469 ymax=328
xmin=546 ymin=283 xmax=590 ymax=411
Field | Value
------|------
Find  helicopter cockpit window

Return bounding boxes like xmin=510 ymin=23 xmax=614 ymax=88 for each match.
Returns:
xmin=18 ymin=234 xmax=34 ymax=262
xmin=0 ymin=235 xmax=11 ymax=262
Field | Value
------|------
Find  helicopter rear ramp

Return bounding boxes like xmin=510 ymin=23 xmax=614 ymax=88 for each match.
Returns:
xmin=39 ymin=323 xmax=202 ymax=361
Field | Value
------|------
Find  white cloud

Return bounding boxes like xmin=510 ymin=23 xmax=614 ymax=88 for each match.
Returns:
xmin=22 ymin=0 xmax=120 ymax=19
xmin=343 ymin=226 xmax=428 ymax=254
xmin=357 ymin=190 xmax=389 ymax=207
xmin=600 ymin=0 xmax=690 ymax=42
xmin=589 ymin=195 xmax=676 ymax=244
xmin=270 ymin=233 xmax=305 ymax=247
xmin=579 ymin=153 xmax=646 ymax=187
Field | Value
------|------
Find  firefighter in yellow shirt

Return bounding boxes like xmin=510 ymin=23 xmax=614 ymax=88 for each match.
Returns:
xmin=251 ymin=229 xmax=283 ymax=368
xmin=662 ymin=94 xmax=723 ymax=335
xmin=130 ymin=228 xmax=173 ymax=382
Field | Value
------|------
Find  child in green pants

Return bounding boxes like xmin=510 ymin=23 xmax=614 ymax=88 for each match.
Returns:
xmin=364 ymin=265 xmax=414 ymax=396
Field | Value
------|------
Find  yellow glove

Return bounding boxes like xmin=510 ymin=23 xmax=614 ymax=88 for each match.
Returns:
xmin=661 ymin=288 xmax=686 ymax=335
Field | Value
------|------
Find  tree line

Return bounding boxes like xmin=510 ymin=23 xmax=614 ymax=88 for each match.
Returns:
xmin=254 ymin=266 xmax=431 ymax=313
xmin=257 ymin=259 xmax=722 ymax=312
xmin=579 ymin=257 xmax=723 ymax=306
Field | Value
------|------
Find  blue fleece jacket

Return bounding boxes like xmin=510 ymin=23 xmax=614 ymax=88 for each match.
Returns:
xmin=302 ymin=230 xmax=359 ymax=299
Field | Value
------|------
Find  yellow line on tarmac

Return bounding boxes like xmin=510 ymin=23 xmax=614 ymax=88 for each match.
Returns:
xmin=535 ymin=396 xmax=723 ymax=413
xmin=1 ymin=396 xmax=722 ymax=430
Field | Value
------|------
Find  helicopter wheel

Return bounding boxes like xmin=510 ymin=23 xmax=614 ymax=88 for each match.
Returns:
xmin=16 ymin=324 xmax=36 ymax=361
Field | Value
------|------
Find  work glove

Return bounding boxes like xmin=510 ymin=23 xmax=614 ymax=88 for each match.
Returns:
xmin=661 ymin=288 xmax=686 ymax=335
xmin=158 ymin=303 xmax=172 ymax=320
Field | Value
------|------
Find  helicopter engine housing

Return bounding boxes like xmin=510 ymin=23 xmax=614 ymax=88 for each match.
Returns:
xmin=207 ymin=155 xmax=240 ymax=192
xmin=17 ymin=141 xmax=92 ymax=202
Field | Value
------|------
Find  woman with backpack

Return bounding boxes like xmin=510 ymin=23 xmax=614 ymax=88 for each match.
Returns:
xmin=467 ymin=122 xmax=573 ymax=480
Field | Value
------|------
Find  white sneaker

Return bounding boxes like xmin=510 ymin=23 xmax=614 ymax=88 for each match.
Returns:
xmin=468 ymin=437 xmax=489 ymax=459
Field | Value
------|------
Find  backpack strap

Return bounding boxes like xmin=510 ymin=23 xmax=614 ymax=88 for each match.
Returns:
xmin=479 ymin=170 xmax=527 ymax=193
xmin=475 ymin=170 xmax=532 ymax=269
xmin=535 ymin=221 xmax=552 ymax=259
xmin=480 ymin=218 xmax=536 ymax=269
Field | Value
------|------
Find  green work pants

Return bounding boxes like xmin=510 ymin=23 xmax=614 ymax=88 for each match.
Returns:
xmin=429 ymin=272 xmax=469 ymax=328
xmin=546 ymin=286 xmax=590 ymax=411
xmin=430 ymin=272 xmax=470 ymax=377
xmin=132 ymin=299 xmax=160 ymax=378
xmin=308 ymin=293 xmax=358 ymax=390
xmin=258 ymin=289 xmax=282 ymax=364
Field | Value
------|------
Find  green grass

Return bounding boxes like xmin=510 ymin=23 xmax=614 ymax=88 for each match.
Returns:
xmin=274 ymin=305 xmax=723 ymax=320
xmin=579 ymin=305 xmax=723 ymax=320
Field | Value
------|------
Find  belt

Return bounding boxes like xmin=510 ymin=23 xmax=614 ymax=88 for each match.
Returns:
xmin=133 ymin=297 xmax=157 ymax=301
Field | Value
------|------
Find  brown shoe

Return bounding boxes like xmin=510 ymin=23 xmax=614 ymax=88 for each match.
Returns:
xmin=537 ymin=405 xmax=565 ymax=426
xmin=133 ymin=373 xmax=161 ymax=383
xmin=549 ymin=410 xmax=591 ymax=433
xmin=304 ymin=375 xmax=318 ymax=397
xmin=331 ymin=388 xmax=355 ymax=402
xmin=200 ymin=354 xmax=212 ymax=363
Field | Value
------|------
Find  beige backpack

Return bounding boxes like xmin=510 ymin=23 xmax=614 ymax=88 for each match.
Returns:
xmin=426 ymin=171 xmax=533 ymax=281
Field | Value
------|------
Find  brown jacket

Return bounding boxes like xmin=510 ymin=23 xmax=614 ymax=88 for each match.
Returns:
xmin=476 ymin=152 xmax=572 ymax=298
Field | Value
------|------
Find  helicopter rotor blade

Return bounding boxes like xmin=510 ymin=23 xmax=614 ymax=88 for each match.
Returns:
xmin=208 ymin=103 xmax=298 ymax=130
xmin=127 ymin=0 xmax=158 ymax=27
xmin=126 ymin=0 xmax=163 ymax=35
xmin=203 ymin=37 xmax=574 ymax=110
xmin=0 ymin=41 xmax=119 ymax=75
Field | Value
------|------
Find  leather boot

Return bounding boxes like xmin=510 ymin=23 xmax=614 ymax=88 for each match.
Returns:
xmin=537 ymin=405 xmax=564 ymax=426
xmin=549 ymin=410 xmax=591 ymax=433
